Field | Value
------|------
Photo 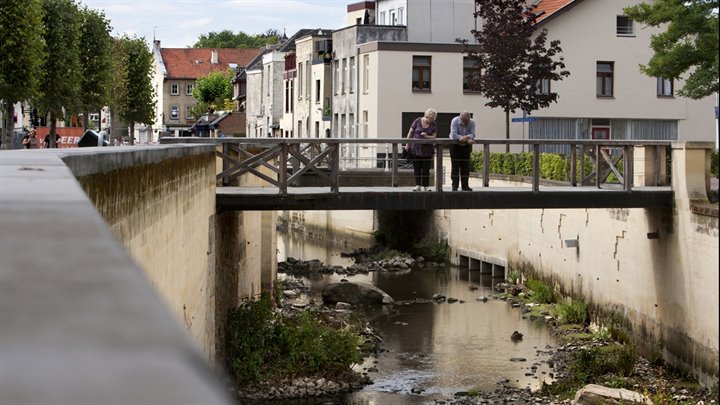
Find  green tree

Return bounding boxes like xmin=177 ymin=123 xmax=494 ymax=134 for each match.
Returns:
xmin=78 ymin=7 xmax=113 ymax=131
xmin=193 ymin=29 xmax=278 ymax=48
xmin=0 ymin=0 xmax=45 ymax=149
xmin=36 ymin=0 xmax=82 ymax=148
xmin=111 ymin=36 xmax=156 ymax=145
xmin=192 ymin=69 xmax=234 ymax=111
xmin=624 ymin=0 xmax=718 ymax=99
xmin=463 ymin=0 xmax=570 ymax=152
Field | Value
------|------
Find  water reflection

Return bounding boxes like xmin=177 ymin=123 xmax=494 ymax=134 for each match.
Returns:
xmin=278 ymin=232 xmax=557 ymax=405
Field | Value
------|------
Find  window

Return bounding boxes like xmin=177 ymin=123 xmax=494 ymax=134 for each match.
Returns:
xmin=389 ymin=9 xmax=396 ymax=25
xmin=334 ymin=60 xmax=341 ymax=95
xmin=616 ymin=16 xmax=634 ymax=36
xmin=657 ymin=77 xmax=673 ymax=97
xmin=349 ymin=113 xmax=355 ymax=138
xmin=363 ymin=54 xmax=370 ymax=93
xmin=266 ymin=66 xmax=271 ymax=97
xmin=362 ymin=110 xmax=368 ymax=138
xmin=379 ymin=11 xmax=386 ymax=25
xmin=186 ymin=84 xmax=194 ymax=95
xmin=170 ymin=106 xmax=179 ymax=120
xmin=186 ymin=105 xmax=193 ymax=119
xmin=398 ymin=7 xmax=404 ymax=25
xmin=349 ymin=56 xmax=355 ymax=93
xmin=596 ymin=62 xmax=614 ymax=97
xmin=170 ymin=84 xmax=179 ymax=95
xmin=412 ymin=56 xmax=432 ymax=91
xmin=306 ymin=61 xmax=311 ymax=100
xmin=298 ymin=63 xmax=304 ymax=98
xmin=536 ymin=79 xmax=551 ymax=95
xmin=315 ymin=80 xmax=321 ymax=103
xmin=342 ymin=58 xmax=348 ymax=94
xmin=463 ymin=57 xmax=481 ymax=92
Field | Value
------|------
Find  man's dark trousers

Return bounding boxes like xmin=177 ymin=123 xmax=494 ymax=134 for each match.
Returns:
xmin=450 ymin=144 xmax=472 ymax=189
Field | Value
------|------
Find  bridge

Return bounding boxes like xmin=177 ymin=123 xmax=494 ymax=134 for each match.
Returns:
xmin=160 ymin=137 xmax=673 ymax=210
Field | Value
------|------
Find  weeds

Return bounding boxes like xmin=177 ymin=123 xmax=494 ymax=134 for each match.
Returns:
xmin=554 ymin=299 xmax=587 ymax=325
xmin=226 ymin=294 xmax=364 ymax=385
xmin=526 ymin=278 xmax=556 ymax=304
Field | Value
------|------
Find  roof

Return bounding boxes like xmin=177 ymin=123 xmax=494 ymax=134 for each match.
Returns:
xmin=160 ymin=48 xmax=262 ymax=79
xmin=533 ymin=0 xmax=579 ymax=24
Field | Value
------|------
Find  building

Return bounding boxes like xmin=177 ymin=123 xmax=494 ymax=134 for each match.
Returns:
xmin=151 ymin=41 xmax=261 ymax=139
xmin=351 ymin=0 xmax=715 ymax=150
xmin=375 ymin=0 xmax=478 ymax=43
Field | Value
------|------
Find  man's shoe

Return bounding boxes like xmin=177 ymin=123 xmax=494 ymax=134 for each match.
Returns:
xmin=413 ymin=185 xmax=421 ymax=191
xmin=461 ymin=187 xmax=473 ymax=191
xmin=452 ymin=187 xmax=458 ymax=191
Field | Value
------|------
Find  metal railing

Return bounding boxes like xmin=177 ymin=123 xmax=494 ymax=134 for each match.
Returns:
xmin=160 ymin=137 xmax=672 ymax=195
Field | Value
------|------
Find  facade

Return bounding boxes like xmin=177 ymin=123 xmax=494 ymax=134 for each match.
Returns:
xmin=151 ymin=41 xmax=261 ymax=139
xmin=282 ymin=30 xmax=334 ymax=139
xmin=354 ymin=0 xmax=716 ymax=149
xmin=375 ymin=0 xmax=478 ymax=43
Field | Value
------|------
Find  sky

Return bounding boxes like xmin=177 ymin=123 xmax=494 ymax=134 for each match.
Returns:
xmin=78 ymin=0 xmax=349 ymax=48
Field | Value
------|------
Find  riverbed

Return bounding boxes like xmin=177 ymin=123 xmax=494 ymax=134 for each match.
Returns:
xmin=278 ymin=232 xmax=558 ymax=405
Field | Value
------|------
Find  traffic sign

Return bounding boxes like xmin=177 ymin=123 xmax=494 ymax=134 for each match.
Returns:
xmin=511 ymin=117 xmax=536 ymax=123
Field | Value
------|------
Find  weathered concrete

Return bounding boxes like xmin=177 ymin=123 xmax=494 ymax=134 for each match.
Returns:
xmin=0 ymin=146 xmax=230 ymax=403
xmin=437 ymin=143 xmax=718 ymax=386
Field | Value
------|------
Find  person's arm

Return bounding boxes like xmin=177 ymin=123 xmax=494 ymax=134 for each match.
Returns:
xmin=466 ymin=120 xmax=476 ymax=144
xmin=405 ymin=120 xmax=416 ymax=149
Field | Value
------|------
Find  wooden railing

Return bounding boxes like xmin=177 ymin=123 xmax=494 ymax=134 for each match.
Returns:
xmin=160 ymin=137 xmax=672 ymax=194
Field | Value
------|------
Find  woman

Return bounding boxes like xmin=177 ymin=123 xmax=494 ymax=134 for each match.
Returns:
xmin=405 ymin=108 xmax=437 ymax=191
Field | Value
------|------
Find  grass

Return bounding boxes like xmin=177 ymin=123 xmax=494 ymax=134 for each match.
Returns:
xmin=526 ymin=278 xmax=556 ymax=304
xmin=554 ymin=299 xmax=587 ymax=324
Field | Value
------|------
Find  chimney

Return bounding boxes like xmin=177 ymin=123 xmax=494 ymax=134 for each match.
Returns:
xmin=211 ymin=49 xmax=218 ymax=64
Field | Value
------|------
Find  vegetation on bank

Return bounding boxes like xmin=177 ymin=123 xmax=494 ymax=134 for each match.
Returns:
xmin=226 ymin=293 xmax=364 ymax=386
xmin=501 ymin=276 xmax=712 ymax=400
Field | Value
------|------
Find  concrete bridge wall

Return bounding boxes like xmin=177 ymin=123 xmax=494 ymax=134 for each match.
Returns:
xmin=436 ymin=142 xmax=718 ymax=386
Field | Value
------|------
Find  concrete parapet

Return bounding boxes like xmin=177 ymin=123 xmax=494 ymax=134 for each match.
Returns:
xmin=0 ymin=146 xmax=230 ymax=404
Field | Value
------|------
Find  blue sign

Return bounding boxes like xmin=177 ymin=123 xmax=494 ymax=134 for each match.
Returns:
xmin=511 ymin=117 xmax=536 ymax=123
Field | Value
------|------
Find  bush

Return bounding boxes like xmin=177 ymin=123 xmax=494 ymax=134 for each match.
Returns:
xmin=227 ymin=294 xmax=363 ymax=385
xmin=412 ymin=237 xmax=449 ymax=263
xmin=711 ymin=149 xmax=718 ymax=178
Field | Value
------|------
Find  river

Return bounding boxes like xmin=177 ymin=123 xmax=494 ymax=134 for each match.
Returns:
xmin=277 ymin=232 xmax=558 ymax=405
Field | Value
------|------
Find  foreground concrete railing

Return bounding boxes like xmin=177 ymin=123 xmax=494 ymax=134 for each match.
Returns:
xmin=0 ymin=146 xmax=231 ymax=404
xmin=160 ymin=137 xmax=672 ymax=194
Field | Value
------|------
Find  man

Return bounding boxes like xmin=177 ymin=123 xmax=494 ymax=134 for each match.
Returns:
xmin=449 ymin=111 xmax=476 ymax=191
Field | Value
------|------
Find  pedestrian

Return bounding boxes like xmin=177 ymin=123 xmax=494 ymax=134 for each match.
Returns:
xmin=405 ymin=108 xmax=437 ymax=191
xmin=449 ymin=111 xmax=476 ymax=191
xmin=43 ymin=132 xmax=60 ymax=148
xmin=23 ymin=129 xmax=38 ymax=149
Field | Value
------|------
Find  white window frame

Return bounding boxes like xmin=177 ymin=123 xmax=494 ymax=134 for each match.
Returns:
xmin=363 ymin=54 xmax=370 ymax=94
xmin=170 ymin=83 xmax=179 ymax=95
xmin=349 ymin=56 xmax=356 ymax=93
xmin=186 ymin=84 xmax=194 ymax=95
xmin=170 ymin=105 xmax=179 ymax=120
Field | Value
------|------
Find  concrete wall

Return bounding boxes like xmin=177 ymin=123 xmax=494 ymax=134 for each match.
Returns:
xmin=435 ymin=143 xmax=719 ymax=386
xmin=74 ymin=146 xmax=218 ymax=362
xmin=0 ymin=146 xmax=231 ymax=403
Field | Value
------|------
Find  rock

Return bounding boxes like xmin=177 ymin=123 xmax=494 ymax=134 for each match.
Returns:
xmin=447 ymin=297 xmax=459 ymax=303
xmin=510 ymin=357 xmax=527 ymax=362
xmin=322 ymin=281 xmax=394 ymax=305
xmin=511 ymin=331 xmax=524 ymax=341
xmin=432 ymin=293 xmax=446 ymax=301
xmin=477 ymin=296 xmax=489 ymax=302
xmin=468 ymin=284 xmax=479 ymax=290
xmin=283 ymin=290 xmax=298 ymax=298
xmin=335 ymin=302 xmax=352 ymax=310
xmin=572 ymin=384 xmax=651 ymax=405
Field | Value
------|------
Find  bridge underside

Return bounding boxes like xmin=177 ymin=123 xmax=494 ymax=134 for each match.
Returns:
xmin=217 ymin=186 xmax=673 ymax=211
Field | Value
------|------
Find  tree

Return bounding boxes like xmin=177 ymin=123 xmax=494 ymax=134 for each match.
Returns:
xmin=78 ymin=7 xmax=113 ymax=131
xmin=36 ymin=0 xmax=82 ymax=148
xmin=193 ymin=29 xmax=279 ymax=48
xmin=0 ymin=0 xmax=45 ymax=149
xmin=624 ymin=0 xmax=718 ymax=99
xmin=110 ymin=36 xmax=155 ymax=145
xmin=192 ymin=69 xmax=234 ymax=111
xmin=463 ymin=0 xmax=570 ymax=151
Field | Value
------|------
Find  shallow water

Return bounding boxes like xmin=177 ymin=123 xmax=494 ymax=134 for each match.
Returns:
xmin=277 ymin=233 xmax=558 ymax=405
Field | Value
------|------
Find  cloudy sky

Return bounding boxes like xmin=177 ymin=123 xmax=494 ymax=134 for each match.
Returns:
xmin=79 ymin=0 xmax=348 ymax=48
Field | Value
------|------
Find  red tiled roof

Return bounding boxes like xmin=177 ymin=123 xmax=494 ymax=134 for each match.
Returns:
xmin=160 ymin=48 xmax=262 ymax=79
xmin=534 ymin=0 xmax=575 ymax=23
